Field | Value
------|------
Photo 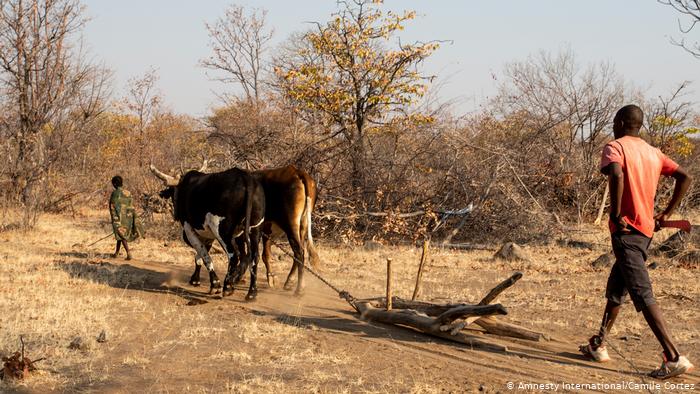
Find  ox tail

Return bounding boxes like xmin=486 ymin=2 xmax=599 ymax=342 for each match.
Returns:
xmin=240 ymin=174 xmax=254 ymax=276
xmin=298 ymin=173 xmax=320 ymax=269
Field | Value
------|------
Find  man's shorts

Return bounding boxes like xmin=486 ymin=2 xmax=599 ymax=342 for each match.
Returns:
xmin=606 ymin=230 xmax=656 ymax=311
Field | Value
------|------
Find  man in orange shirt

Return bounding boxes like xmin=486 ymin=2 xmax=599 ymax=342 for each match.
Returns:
xmin=579 ymin=105 xmax=694 ymax=379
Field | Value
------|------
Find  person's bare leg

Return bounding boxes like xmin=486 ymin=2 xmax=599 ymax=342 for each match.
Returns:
xmin=112 ymin=240 xmax=121 ymax=258
xmin=642 ymin=303 xmax=679 ymax=361
xmin=593 ymin=300 xmax=622 ymax=347
xmin=122 ymin=240 xmax=132 ymax=260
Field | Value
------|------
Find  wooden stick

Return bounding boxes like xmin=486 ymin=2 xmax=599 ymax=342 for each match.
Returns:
xmin=355 ymin=301 xmax=508 ymax=352
xmin=386 ymin=258 xmax=393 ymax=311
xmin=478 ymin=272 xmax=523 ymax=305
xmin=412 ymin=239 xmax=430 ymax=301
xmin=594 ymin=183 xmax=609 ymax=225
xmin=474 ymin=317 xmax=549 ymax=341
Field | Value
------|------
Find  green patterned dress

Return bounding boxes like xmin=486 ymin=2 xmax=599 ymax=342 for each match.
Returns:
xmin=109 ymin=187 xmax=143 ymax=242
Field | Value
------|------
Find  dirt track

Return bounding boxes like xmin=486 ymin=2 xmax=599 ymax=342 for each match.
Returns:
xmin=1 ymin=212 xmax=699 ymax=393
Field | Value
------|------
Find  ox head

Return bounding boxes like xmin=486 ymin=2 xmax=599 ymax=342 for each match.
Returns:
xmin=149 ymin=160 xmax=209 ymax=203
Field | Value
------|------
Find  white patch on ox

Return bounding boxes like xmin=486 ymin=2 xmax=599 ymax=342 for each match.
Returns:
xmin=232 ymin=217 xmax=265 ymax=238
xmin=183 ymin=222 xmax=214 ymax=272
xmin=204 ymin=213 xmax=232 ymax=258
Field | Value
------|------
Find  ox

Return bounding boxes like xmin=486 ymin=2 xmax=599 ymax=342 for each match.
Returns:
xmin=151 ymin=164 xmax=265 ymax=300
xmin=251 ymin=165 xmax=318 ymax=296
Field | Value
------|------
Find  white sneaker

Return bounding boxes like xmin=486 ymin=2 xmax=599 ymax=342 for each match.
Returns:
xmin=579 ymin=342 xmax=611 ymax=362
xmin=649 ymin=355 xmax=695 ymax=380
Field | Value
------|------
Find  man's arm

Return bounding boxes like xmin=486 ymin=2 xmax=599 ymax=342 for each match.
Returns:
xmin=655 ymin=166 xmax=692 ymax=226
xmin=604 ymin=162 xmax=629 ymax=232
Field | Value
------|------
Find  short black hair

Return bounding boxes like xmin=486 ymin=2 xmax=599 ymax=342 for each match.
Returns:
xmin=615 ymin=104 xmax=644 ymax=130
xmin=111 ymin=175 xmax=123 ymax=188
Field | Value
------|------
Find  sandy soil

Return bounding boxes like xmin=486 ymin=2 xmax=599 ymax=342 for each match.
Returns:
xmin=0 ymin=210 xmax=698 ymax=393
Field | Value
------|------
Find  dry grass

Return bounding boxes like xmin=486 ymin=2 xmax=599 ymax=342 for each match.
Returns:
xmin=0 ymin=209 xmax=698 ymax=392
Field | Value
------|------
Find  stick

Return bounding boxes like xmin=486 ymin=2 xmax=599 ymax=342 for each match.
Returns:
xmin=86 ymin=233 xmax=113 ymax=247
xmin=412 ymin=240 xmax=430 ymax=301
xmin=386 ymin=258 xmax=393 ymax=311
xmin=594 ymin=183 xmax=609 ymax=225
xmin=478 ymin=272 xmax=523 ymax=305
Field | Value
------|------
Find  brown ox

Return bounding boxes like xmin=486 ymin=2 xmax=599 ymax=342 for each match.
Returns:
xmin=253 ymin=165 xmax=319 ymax=295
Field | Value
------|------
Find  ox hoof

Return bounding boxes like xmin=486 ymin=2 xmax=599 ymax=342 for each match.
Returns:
xmin=267 ymin=276 xmax=275 ymax=288
xmin=222 ymin=288 xmax=234 ymax=297
xmin=189 ymin=280 xmax=201 ymax=287
xmin=209 ymin=281 xmax=222 ymax=295
xmin=283 ymin=282 xmax=294 ymax=291
xmin=245 ymin=291 xmax=258 ymax=302
xmin=293 ymin=289 xmax=305 ymax=298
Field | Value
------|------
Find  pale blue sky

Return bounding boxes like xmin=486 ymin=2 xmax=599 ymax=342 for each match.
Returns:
xmin=83 ymin=1 xmax=699 ymax=117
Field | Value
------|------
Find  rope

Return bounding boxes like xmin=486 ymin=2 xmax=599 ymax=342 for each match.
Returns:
xmin=602 ymin=336 xmax=656 ymax=394
xmin=267 ymin=238 xmax=358 ymax=311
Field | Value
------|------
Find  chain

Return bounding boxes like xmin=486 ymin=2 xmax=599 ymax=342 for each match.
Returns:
xmin=267 ymin=238 xmax=358 ymax=311
xmin=593 ymin=325 xmax=656 ymax=394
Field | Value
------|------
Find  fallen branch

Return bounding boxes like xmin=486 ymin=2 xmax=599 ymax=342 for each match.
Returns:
xmin=356 ymin=301 xmax=508 ymax=352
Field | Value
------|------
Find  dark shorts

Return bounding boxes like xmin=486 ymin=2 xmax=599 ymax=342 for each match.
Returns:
xmin=606 ymin=230 xmax=656 ymax=312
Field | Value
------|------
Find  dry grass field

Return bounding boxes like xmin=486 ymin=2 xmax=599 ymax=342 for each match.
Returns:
xmin=0 ymin=209 xmax=698 ymax=393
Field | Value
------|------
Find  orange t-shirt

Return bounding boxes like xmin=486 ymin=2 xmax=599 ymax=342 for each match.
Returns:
xmin=600 ymin=135 xmax=679 ymax=237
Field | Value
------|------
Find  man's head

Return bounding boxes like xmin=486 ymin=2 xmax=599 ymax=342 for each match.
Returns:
xmin=613 ymin=104 xmax=644 ymax=139
xmin=111 ymin=175 xmax=123 ymax=189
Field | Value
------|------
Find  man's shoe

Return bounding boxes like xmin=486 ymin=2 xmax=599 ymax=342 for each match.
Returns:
xmin=579 ymin=339 xmax=611 ymax=362
xmin=649 ymin=355 xmax=694 ymax=380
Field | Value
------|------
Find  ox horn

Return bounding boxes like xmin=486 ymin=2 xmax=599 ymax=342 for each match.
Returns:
xmin=198 ymin=159 xmax=209 ymax=173
xmin=149 ymin=163 xmax=179 ymax=186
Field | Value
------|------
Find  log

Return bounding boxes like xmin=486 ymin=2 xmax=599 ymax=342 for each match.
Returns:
xmin=435 ymin=304 xmax=508 ymax=326
xmin=412 ymin=240 xmax=430 ymax=301
xmin=474 ymin=317 xmax=548 ymax=341
xmin=355 ymin=301 xmax=508 ymax=352
xmin=366 ymin=297 xmax=470 ymax=316
xmin=478 ymin=272 xmax=523 ymax=305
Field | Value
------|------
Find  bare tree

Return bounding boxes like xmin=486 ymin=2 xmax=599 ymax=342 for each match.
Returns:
xmin=201 ymin=4 xmax=273 ymax=102
xmin=494 ymin=50 xmax=625 ymax=222
xmin=124 ymin=68 xmax=161 ymax=136
xmin=643 ymin=82 xmax=697 ymax=156
xmin=660 ymin=0 xmax=700 ymax=58
xmin=0 ymin=0 xmax=110 ymax=206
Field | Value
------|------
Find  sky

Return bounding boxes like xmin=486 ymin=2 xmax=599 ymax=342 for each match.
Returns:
xmin=82 ymin=0 xmax=700 ymax=118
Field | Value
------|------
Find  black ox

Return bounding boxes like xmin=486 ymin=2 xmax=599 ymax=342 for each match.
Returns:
xmin=151 ymin=163 xmax=265 ymax=300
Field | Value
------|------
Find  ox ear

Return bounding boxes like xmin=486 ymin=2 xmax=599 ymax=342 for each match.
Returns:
xmin=158 ymin=187 xmax=175 ymax=200
xmin=149 ymin=163 xmax=179 ymax=186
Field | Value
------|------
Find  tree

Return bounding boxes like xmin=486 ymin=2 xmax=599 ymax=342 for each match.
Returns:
xmin=659 ymin=0 xmax=700 ymax=58
xmin=494 ymin=50 xmax=625 ymax=222
xmin=274 ymin=0 xmax=439 ymax=197
xmin=643 ymin=82 xmax=698 ymax=157
xmin=0 ymin=0 xmax=109 ymax=206
xmin=202 ymin=4 xmax=273 ymax=102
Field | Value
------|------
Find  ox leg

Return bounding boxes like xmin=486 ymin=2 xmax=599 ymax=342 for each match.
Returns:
xmin=245 ymin=228 xmax=262 ymax=301
xmin=183 ymin=223 xmax=221 ymax=294
xmin=189 ymin=241 xmax=211 ymax=287
xmin=283 ymin=235 xmax=305 ymax=296
xmin=262 ymin=228 xmax=276 ymax=288
xmin=223 ymin=238 xmax=242 ymax=297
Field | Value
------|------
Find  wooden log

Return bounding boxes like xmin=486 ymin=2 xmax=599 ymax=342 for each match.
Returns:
xmin=412 ymin=240 xmax=430 ymax=301
xmin=478 ymin=272 xmax=523 ymax=305
xmin=386 ymin=258 xmax=393 ymax=311
xmin=435 ymin=304 xmax=507 ymax=326
xmin=474 ymin=317 xmax=548 ymax=341
xmin=355 ymin=301 xmax=508 ymax=352
xmin=365 ymin=297 xmax=469 ymax=316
